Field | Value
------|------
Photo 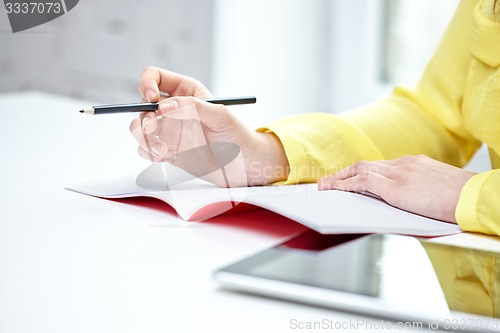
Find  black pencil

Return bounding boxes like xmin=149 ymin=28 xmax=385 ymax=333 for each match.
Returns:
xmin=79 ymin=96 xmax=257 ymax=115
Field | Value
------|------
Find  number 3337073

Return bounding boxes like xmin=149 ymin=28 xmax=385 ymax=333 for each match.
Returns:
xmin=5 ymin=2 xmax=62 ymax=14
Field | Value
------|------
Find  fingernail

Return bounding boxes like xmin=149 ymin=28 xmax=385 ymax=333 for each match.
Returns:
xmin=150 ymin=143 xmax=164 ymax=157
xmin=146 ymin=90 xmax=156 ymax=102
xmin=159 ymin=100 xmax=179 ymax=113
xmin=142 ymin=117 xmax=151 ymax=130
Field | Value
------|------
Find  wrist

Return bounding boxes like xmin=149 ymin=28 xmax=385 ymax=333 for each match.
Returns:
xmin=245 ymin=132 xmax=290 ymax=186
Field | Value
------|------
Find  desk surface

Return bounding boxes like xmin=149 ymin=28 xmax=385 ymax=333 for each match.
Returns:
xmin=1 ymin=91 xmax=499 ymax=333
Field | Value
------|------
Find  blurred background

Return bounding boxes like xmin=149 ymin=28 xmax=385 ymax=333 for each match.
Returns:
xmin=0 ymin=0 xmax=459 ymax=128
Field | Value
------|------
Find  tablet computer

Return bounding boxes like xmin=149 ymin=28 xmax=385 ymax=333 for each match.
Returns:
xmin=213 ymin=231 xmax=500 ymax=332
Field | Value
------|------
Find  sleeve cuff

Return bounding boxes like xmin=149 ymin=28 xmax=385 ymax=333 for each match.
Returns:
xmin=257 ymin=112 xmax=384 ymax=184
xmin=456 ymin=170 xmax=500 ymax=235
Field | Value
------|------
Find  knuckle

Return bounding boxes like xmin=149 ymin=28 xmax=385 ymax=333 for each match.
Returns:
xmin=358 ymin=171 xmax=372 ymax=182
xmin=396 ymin=154 xmax=430 ymax=171
xmin=397 ymin=155 xmax=418 ymax=166
xmin=416 ymin=154 xmax=429 ymax=160
xmin=353 ymin=160 xmax=378 ymax=175
xmin=190 ymin=77 xmax=203 ymax=87
xmin=399 ymin=155 xmax=414 ymax=162
xmin=356 ymin=171 xmax=380 ymax=191
xmin=352 ymin=160 xmax=368 ymax=173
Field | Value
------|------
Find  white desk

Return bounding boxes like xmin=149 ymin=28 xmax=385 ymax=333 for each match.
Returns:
xmin=0 ymin=91 xmax=499 ymax=333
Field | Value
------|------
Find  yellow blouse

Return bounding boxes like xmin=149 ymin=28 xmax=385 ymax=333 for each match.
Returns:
xmin=422 ymin=241 xmax=500 ymax=317
xmin=260 ymin=0 xmax=500 ymax=236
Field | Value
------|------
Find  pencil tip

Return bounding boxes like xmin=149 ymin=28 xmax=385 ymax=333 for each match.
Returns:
xmin=80 ymin=107 xmax=95 ymax=115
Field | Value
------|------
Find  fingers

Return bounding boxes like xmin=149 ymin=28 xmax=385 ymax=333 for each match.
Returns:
xmin=317 ymin=156 xmax=428 ymax=201
xmin=137 ymin=95 xmax=170 ymax=134
xmin=130 ymin=97 xmax=212 ymax=160
xmin=139 ymin=67 xmax=161 ymax=102
xmin=320 ymin=160 xmax=394 ymax=184
xmin=136 ymin=97 xmax=217 ymax=135
xmin=138 ymin=66 xmax=213 ymax=103
xmin=317 ymin=155 xmax=475 ymax=223
xmin=130 ymin=119 xmax=163 ymax=154
xmin=130 ymin=95 xmax=233 ymax=164
xmin=130 ymin=118 xmax=174 ymax=161
xmin=139 ymin=112 xmax=158 ymax=134
xmin=320 ymin=171 xmax=393 ymax=196
xmin=318 ymin=160 xmax=396 ymax=202
xmin=318 ymin=168 xmax=394 ymax=204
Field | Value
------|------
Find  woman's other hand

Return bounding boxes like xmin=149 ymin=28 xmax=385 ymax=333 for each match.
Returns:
xmin=318 ymin=155 xmax=477 ymax=223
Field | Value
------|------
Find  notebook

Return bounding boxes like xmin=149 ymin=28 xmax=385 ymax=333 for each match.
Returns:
xmin=66 ymin=163 xmax=462 ymax=237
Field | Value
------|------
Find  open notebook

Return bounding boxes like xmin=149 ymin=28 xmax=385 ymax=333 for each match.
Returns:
xmin=66 ymin=165 xmax=462 ymax=237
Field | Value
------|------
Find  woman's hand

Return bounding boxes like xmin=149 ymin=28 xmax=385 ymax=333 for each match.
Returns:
xmin=318 ymin=155 xmax=477 ymax=223
xmin=130 ymin=67 xmax=290 ymax=187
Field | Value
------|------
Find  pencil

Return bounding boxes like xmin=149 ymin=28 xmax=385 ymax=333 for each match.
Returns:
xmin=79 ymin=96 xmax=257 ymax=115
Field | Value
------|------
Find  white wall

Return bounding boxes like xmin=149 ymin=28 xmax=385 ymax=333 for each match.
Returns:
xmin=212 ymin=0 xmax=330 ymax=128
xmin=211 ymin=0 xmax=460 ymax=125
xmin=0 ymin=0 xmax=214 ymax=104
xmin=0 ymin=0 xmax=460 ymax=119
xmin=211 ymin=0 xmax=393 ymax=126
xmin=386 ymin=0 xmax=460 ymax=85
xmin=325 ymin=0 xmax=390 ymax=114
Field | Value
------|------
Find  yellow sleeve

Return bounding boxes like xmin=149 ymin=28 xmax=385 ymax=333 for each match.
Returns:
xmin=456 ymin=170 xmax=500 ymax=236
xmin=259 ymin=113 xmax=384 ymax=184
xmin=422 ymin=241 xmax=500 ymax=318
xmin=261 ymin=0 xmax=481 ymax=184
